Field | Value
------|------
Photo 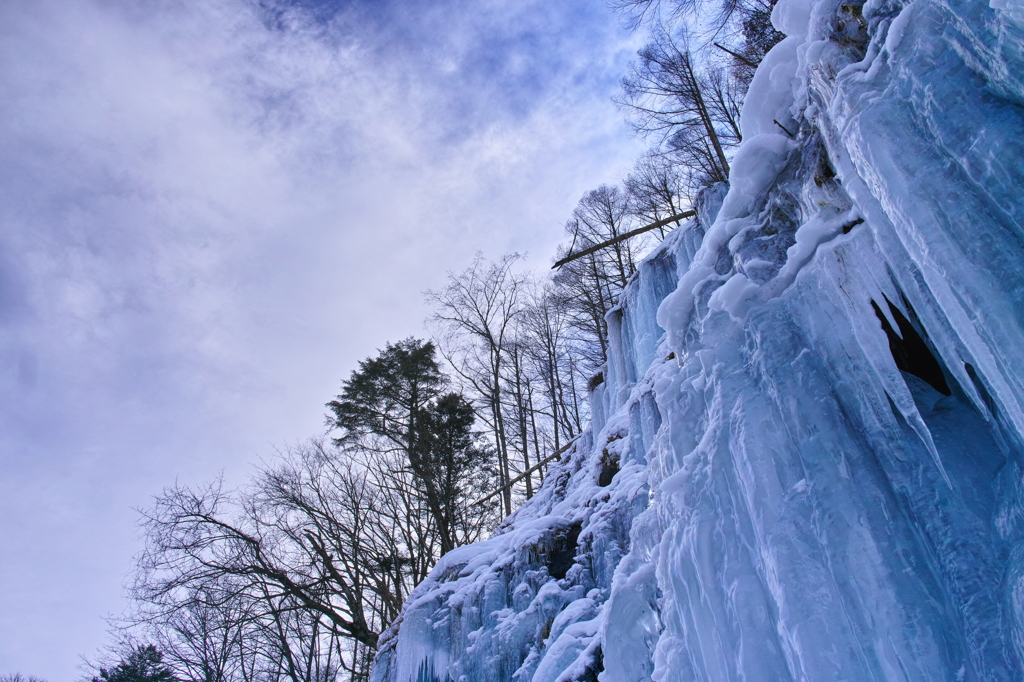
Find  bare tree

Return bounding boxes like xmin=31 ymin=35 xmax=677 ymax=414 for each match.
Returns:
xmin=619 ymin=27 xmax=732 ymax=185
xmin=426 ymin=253 xmax=527 ymax=516
xmin=552 ymin=185 xmax=648 ymax=370
xmin=625 ymin=151 xmax=692 ymax=232
xmin=519 ymin=281 xmax=585 ymax=451
xmin=0 ymin=674 xmax=48 ymax=682
xmin=129 ymin=581 xmax=255 ymax=682
xmin=570 ymin=185 xmax=642 ymax=289
xmin=134 ymin=453 xmax=381 ymax=654
xmin=129 ymin=437 xmax=469 ymax=682
xmin=612 ymin=0 xmax=781 ymax=54
xmin=501 ymin=336 xmax=538 ymax=499
xmin=550 ymin=242 xmax=613 ymax=369
xmin=702 ymin=65 xmax=743 ymax=145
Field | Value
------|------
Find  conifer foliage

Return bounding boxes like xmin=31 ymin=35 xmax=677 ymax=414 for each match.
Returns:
xmin=328 ymin=339 xmax=492 ymax=556
xmin=90 ymin=645 xmax=177 ymax=682
xmin=328 ymin=338 xmax=444 ymax=455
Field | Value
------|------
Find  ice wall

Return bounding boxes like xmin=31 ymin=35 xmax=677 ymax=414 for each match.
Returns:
xmin=371 ymin=0 xmax=1024 ymax=679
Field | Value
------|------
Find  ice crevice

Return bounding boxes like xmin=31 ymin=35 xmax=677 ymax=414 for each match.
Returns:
xmin=370 ymin=0 xmax=1024 ymax=678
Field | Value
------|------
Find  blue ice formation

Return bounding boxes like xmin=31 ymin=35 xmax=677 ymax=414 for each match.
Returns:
xmin=370 ymin=0 xmax=1024 ymax=678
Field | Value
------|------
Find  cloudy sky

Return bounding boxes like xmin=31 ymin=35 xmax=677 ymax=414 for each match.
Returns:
xmin=0 ymin=0 xmax=645 ymax=678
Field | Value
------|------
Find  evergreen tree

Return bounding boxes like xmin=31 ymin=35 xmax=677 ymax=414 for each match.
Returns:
xmin=411 ymin=392 xmax=492 ymax=553
xmin=328 ymin=337 xmax=444 ymax=457
xmin=90 ymin=645 xmax=177 ymax=682
xmin=328 ymin=338 xmax=491 ymax=555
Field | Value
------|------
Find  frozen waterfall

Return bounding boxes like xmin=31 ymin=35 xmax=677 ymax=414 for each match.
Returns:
xmin=370 ymin=0 xmax=1024 ymax=678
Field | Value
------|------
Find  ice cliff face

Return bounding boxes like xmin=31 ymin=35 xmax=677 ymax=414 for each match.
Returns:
xmin=371 ymin=0 xmax=1024 ymax=678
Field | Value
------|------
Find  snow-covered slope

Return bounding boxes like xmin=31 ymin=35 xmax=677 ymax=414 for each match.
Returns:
xmin=371 ymin=0 xmax=1024 ymax=679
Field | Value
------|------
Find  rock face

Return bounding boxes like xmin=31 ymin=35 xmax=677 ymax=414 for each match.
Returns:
xmin=370 ymin=0 xmax=1024 ymax=679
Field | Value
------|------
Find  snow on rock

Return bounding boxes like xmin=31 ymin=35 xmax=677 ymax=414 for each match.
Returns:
xmin=371 ymin=0 xmax=1024 ymax=678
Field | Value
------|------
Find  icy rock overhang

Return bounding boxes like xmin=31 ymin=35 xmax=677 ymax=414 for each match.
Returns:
xmin=370 ymin=0 xmax=1024 ymax=679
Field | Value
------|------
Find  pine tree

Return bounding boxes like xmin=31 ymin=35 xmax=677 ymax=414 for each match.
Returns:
xmin=411 ymin=392 xmax=492 ymax=553
xmin=90 ymin=645 xmax=177 ymax=682
xmin=328 ymin=337 xmax=444 ymax=456
xmin=328 ymin=338 xmax=492 ymax=555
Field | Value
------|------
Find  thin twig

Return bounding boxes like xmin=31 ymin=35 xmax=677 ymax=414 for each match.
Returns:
xmin=773 ymin=119 xmax=795 ymax=137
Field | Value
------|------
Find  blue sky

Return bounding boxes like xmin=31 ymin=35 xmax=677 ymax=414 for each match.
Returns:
xmin=0 ymin=0 xmax=645 ymax=678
